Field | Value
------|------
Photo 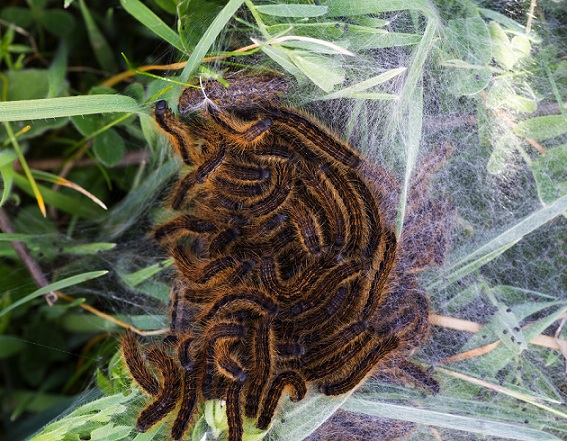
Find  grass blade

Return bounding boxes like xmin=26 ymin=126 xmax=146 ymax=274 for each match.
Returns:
xmin=270 ymin=390 xmax=354 ymax=440
xmin=319 ymin=67 xmax=406 ymax=100
xmin=255 ymin=4 xmax=328 ymax=18
xmin=343 ymin=398 xmax=562 ymax=441
xmin=120 ymin=0 xmax=184 ymax=53
xmin=178 ymin=0 xmax=245 ymax=85
xmin=4 ymin=122 xmax=45 ymax=216
xmin=326 ymin=0 xmax=437 ymax=17
xmin=78 ymin=0 xmax=117 ymax=72
xmin=120 ymin=259 xmax=174 ymax=288
xmin=0 ymin=95 xmax=140 ymax=121
xmin=430 ymin=193 xmax=567 ymax=290
xmin=0 ymin=270 xmax=109 ymax=318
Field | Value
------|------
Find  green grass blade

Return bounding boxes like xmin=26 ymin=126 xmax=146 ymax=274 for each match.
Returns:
xmin=0 ymin=150 xmax=18 ymax=168
xmin=515 ymin=115 xmax=567 ymax=141
xmin=58 ymin=242 xmax=116 ymax=255
xmin=61 ymin=313 xmax=165 ymax=333
xmin=102 ymin=159 xmax=178 ymax=239
xmin=78 ymin=0 xmax=117 ymax=72
xmin=389 ymin=18 xmax=438 ymax=140
xmin=318 ymin=67 xmax=406 ymax=100
xmin=47 ymin=40 xmax=68 ymax=98
xmin=255 ymin=4 xmax=328 ymax=18
xmin=178 ymin=0 xmax=246 ymax=85
xmin=430 ymin=192 xmax=567 ymax=290
xmin=4 ymin=122 xmax=46 ymax=216
xmin=396 ymin=86 xmax=423 ymax=234
xmin=0 ymin=95 xmax=140 ymax=121
xmin=478 ymin=8 xmax=527 ymax=34
xmin=119 ymin=259 xmax=174 ymax=288
xmin=120 ymin=0 xmax=185 ymax=53
xmin=31 ymin=391 xmax=133 ymax=441
xmin=0 ymin=270 xmax=108 ymax=318
xmin=326 ymin=0 xmax=437 ymax=17
xmin=0 ymin=163 xmax=14 ymax=206
xmin=343 ymin=398 xmax=562 ymax=441
xmin=270 ymin=390 xmax=354 ymax=440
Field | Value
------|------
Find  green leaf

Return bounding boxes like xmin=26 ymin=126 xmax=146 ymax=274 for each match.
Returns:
xmin=489 ymin=21 xmax=516 ymax=70
xmin=343 ymin=398 xmax=562 ymax=441
xmin=479 ymin=8 xmax=527 ymax=34
xmin=119 ymin=259 xmax=174 ymax=288
xmin=445 ymin=62 xmax=492 ymax=96
xmin=32 ymin=392 xmax=133 ymax=441
xmin=515 ymin=115 xmax=567 ymax=141
xmin=257 ymin=44 xmax=304 ymax=79
xmin=62 ymin=242 xmax=116 ymax=255
xmin=5 ymin=69 xmax=50 ymax=100
xmin=61 ymin=314 xmax=164 ymax=333
xmin=90 ymin=424 xmax=132 ymax=440
xmin=120 ymin=0 xmax=184 ymax=53
xmin=0 ymin=270 xmax=108 ymax=318
xmin=93 ymin=128 xmax=126 ymax=167
xmin=270 ymin=392 xmax=353 ymax=440
xmin=178 ymin=0 xmax=246 ymax=88
xmin=13 ymin=173 xmax=104 ymax=218
xmin=255 ymin=4 xmax=328 ymax=17
xmin=0 ymin=95 xmax=140 ymax=121
xmin=485 ymin=290 xmax=528 ymax=353
xmin=430 ymin=192 xmax=567 ymax=289
xmin=486 ymin=78 xmax=537 ymax=113
xmin=0 ymin=151 xmax=17 ymax=171
xmin=325 ymin=0 xmax=437 ymax=17
xmin=348 ymin=30 xmax=423 ymax=50
xmin=78 ymin=0 xmax=117 ymax=72
xmin=0 ymin=7 xmax=33 ymax=28
xmin=153 ymin=0 xmax=178 ymax=14
xmin=42 ymin=10 xmax=76 ymax=37
xmin=320 ymin=67 xmax=405 ymax=100
xmin=47 ymin=40 xmax=69 ymax=98
xmin=531 ymin=144 xmax=567 ymax=204
xmin=489 ymin=22 xmax=532 ymax=70
xmin=289 ymin=53 xmax=345 ymax=92
xmin=71 ymin=114 xmax=101 ymax=136
xmin=96 ymin=369 xmax=114 ymax=396
xmin=0 ymin=335 xmax=25 ymax=358
xmin=443 ymin=18 xmax=493 ymax=96
xmin=0 ymin=163 xmax=15 ymax=206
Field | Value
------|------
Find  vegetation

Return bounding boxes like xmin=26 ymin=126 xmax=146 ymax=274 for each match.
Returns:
xmin=1 ymin=0 xmax=566 ymax=440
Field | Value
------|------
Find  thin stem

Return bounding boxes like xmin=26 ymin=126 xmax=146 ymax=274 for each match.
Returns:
xmin=4 ymin=122 xmax=46 ymax=216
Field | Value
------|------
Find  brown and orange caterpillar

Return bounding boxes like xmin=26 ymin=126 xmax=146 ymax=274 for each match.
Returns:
xmin=121 ymin=72 xmax=450 ymax=441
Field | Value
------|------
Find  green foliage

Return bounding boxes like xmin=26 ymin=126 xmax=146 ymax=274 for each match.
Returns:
xmin=1 ymin=0 xmax=566 ymax=440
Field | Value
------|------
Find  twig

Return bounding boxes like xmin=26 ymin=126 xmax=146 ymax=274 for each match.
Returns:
xmin=100 ymin=43 xmax=259 ymax=88
xmin=526 ymin=0 xmax=537 ymax=34
xmin=0 ymin=208 xmax=56 ymax=305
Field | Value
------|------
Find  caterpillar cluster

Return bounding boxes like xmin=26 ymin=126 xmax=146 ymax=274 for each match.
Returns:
xmin=121 ymin=74 xmax=449 ymax=441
